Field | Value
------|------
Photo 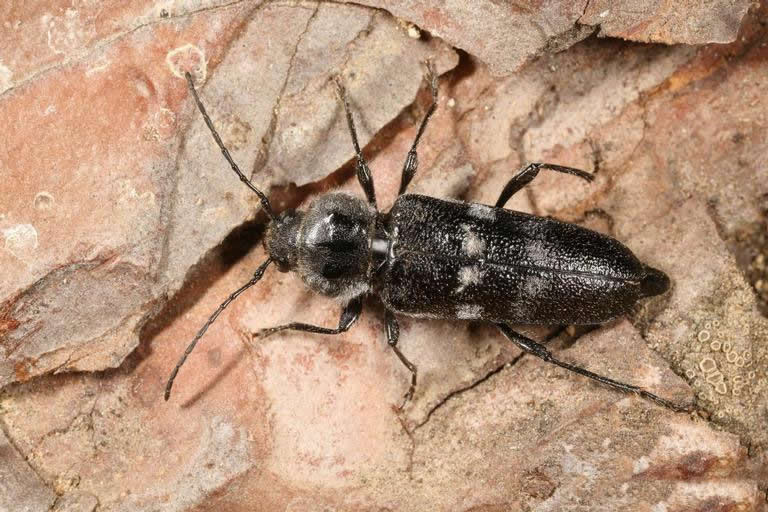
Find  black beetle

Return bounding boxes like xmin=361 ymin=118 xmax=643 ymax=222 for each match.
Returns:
xmin=165 ymin=66 xmax=688 ymax=412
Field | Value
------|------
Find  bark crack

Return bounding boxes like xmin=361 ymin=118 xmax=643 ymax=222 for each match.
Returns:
xmin=413 ymin=352 xmax=526 ymax=433
xmin=0 ymin=413 xmax=58 ymax=506
xmin=154 ymin=0 xmax=271 ymax=286
xmin=256 ymin=2 xmax=321 ymax=175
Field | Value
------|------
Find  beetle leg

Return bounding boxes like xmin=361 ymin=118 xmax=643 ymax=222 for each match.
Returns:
xmin=386 ymin=310 xmax=418 ymax=408
xmin=398 ymin=61 xmax=439 ymax=196
xmin=495 ymin=163 xmax=594 ymax=208
xmin=334 ymin=78 xmax=377 ymax=209
xmin=496 ymin=323 xmax=692 ymax=412
xmin=256 ymin=296 xmax=363 ymax=338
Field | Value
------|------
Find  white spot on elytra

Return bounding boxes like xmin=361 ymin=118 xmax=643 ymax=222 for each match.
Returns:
xmin=457 ymin=304 xmax=482 ymax=319
xmin=3 ymin=224 xmax=39 ymax=258
xmin=456 ymin=265 xmax=482 ymax=292
xmin=526 ymin=239 xmax=548 ymax=265
xmin=460 ymin=224 xmax=486 ymax=256
xmin=468 ymin=203 xmax=495 ymax=221
xmin=524 ymin=275 xmax=546 ymax=297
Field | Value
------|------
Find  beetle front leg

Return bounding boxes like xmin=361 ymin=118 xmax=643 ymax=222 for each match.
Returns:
xmin=256 ymin=296 xmax=363 ymax=338
xmin=386 ymin=310 xmax=418 ymax=408
xmin=495 ymin=163 xmax=594 ymax=208
xmin=334 ymin=79 xmax=377 ymax=208
xmin=398 ymin=61 xmax=439 ymax=196
xmin=496 ymin=323 xmax=692 ymax=412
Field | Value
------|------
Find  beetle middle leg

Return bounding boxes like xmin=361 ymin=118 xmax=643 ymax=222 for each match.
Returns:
xmin=495 ymin=163 xmax=594 ymax=208
xmin=496 ymin=323 xmax=690 ymax=412
xmin=386 ymin=310 xmax=418 ymax=407
xmin=257 ymin=296 xmax=363 ymax=338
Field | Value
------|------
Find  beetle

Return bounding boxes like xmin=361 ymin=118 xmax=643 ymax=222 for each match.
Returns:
xmin=164 ymin=65 xmax=688 ymax=412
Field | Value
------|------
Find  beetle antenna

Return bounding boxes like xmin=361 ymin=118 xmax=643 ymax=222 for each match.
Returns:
xmin=165 ymin=258 xmax=273 ymax=400
xmin=184 ymin=72 xmax=276 ymax=222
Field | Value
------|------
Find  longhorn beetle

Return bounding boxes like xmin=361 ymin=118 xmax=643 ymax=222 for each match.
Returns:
xmin=165 ymin=65 xmax=689 ymax=413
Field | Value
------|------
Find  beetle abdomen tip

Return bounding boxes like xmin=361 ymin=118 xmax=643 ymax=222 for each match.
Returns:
xmin=640 ymin=266 xmax=670 ymax=297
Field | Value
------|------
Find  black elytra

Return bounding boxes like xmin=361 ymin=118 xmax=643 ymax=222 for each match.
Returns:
xmin=165 ymin=65 xmax=690 ymax=413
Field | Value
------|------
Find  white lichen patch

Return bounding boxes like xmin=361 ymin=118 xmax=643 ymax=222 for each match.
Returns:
xmin=170 ymin=416 xmax=251 ymax=510
xmin=3 ymin=224 xmax=39 ymax=258
xmin=44 ymin=8 xmax=94 ymax=55
xmin=33 ymin=191 xmax=55 ymax=210
xmin=457 ymin=304 xmax=482 ymax=319
xmin=633 ymin=455 xmax=650 ymax=474
xmin=468 ymin=203 xmax=496 ymax=221
xmin=115 ymin=180 xmax=157 ymax=206
xmin=85 ymin=55 xmax=110 ymax=76
xmin=134 ymin=77 xmax=151 ymax=98
xmin=166 ymin=43 xmax=207 ymax=83
xmin=0 ymin=61 xmax=13 ymax=94
xmin=460 ymin=224 xmax=486 ymax=256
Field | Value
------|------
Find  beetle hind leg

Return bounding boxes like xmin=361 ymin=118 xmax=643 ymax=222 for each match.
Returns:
xmin=496 ymin=323 xmax=692 ymax=413
xmin=386 ymin=311 xmax=418 ymax=408
xmin=495 ymin=163 xmax=594 ymax=209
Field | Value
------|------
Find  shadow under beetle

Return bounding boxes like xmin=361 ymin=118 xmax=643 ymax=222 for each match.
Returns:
xmin=165 ymin=65 xmax=689 ymax=413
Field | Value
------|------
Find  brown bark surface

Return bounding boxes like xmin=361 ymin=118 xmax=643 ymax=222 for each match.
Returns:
xmin=1 ymin=1 xmax=766 ymax=511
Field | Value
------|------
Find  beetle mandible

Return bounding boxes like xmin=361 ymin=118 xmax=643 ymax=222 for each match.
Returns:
xmin=165 ymin=64 xmax=688 ymax=413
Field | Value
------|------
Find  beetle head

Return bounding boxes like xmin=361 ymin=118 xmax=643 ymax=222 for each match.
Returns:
xmin=264 ymin=209 xmax=303 ymax=272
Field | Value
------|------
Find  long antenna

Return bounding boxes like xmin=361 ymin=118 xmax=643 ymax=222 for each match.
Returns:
xmin=185 ymin=72 xmax=276 ymax=221
xmin=165 ymin=258 xmax=273 ymax=400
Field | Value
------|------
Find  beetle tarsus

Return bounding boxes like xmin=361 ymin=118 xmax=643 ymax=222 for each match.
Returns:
xmin=386 ymin=311 xmax=418 ymax=408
